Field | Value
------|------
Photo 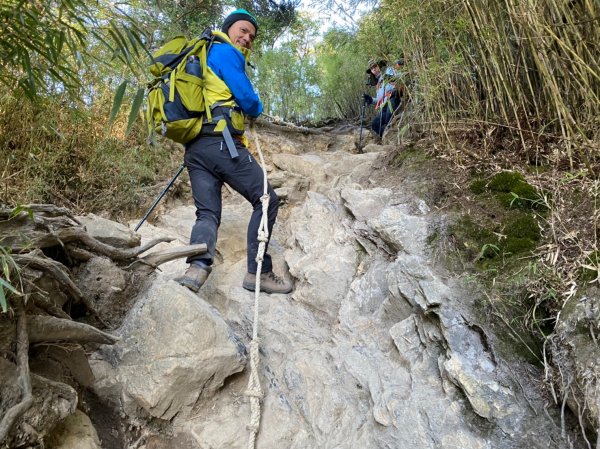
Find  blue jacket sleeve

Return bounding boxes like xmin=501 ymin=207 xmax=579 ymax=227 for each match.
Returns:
xmin=207 ymin=43 xmax=263 ymax=117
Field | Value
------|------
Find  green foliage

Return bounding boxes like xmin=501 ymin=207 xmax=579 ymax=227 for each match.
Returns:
xmin=0 ymin=0 xmax=147 ymax=100
xmin=469 ymin=179 xmax=487 ymax=194
xmin=110 ymin=81 xmax=129 ymax=130
xmin=487 ymin=172 xmax=526 ymax=193
xmin=254 ymin=14 xmax=320 ymax=121
xmin=503 ymin=237 xmax=537 ymax=255
xmin=476 ymin=243 xmax=500 ymax=260
xmin=313 ymin=29 xmax=368 ymax=119
xmin=503 ymin=215 xmax=540 ymax=242
xmin=450 ymin=210 xmax=542 ymax=264
xmin=450 ymin=215 xmax=496 ymax=260
xmin=127 ymin=87 xmax=146 ymax=136
xmin=238 ymin=0 xmax=299 ymax=47
xmin=473 ymin=171 xmax=549 ymax=211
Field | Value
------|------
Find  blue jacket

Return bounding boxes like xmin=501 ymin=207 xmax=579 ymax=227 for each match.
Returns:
xmin=207 ymin=42 xmax=263 ymax=117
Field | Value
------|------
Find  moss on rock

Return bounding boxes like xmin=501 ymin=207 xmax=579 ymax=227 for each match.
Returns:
xmin=469 ymin=179 xmax=487 ymax=195
xmin=503 ymin=215 xmax=540 ymax=241
xmin=449 ymin=211 xmax=543 ymax=264
xmin=471 ymin=171 xmax=548 ymax=211
xmin=449 ymin=215 xmax=497 ymax=260
xmin=488 ymin=171 xmax=526 ymax=193
xmin=503 ymin=237 xmax=538 ymax=255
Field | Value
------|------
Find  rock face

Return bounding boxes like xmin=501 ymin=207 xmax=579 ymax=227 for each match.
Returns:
xmin=92 ymin=278 xmax=246 ymax=420
xmin=86 ymin=129 xmax=588 ymax=448
xmin=78 ymin=213 xmax=141 ymax=248
xmin=550 ymin=290 xmax=600 ymax=435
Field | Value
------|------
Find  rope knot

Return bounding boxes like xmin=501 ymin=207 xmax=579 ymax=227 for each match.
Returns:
xmin=249 ymin=339 xmax=261 ymax=352
xmin=246 ymin=422 xmax=260 ymax=433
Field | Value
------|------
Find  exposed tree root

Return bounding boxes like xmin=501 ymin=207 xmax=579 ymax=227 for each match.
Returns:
xmin=53 ymin=229 xmax=173 ymax=261
xmin=135 ymin=243 xmax=208 ymax=268
xmin=31 ymin=294 xmax=71 ymax=320
xmin=257 ymin=115 xmax=328 ymax=135
xmin=27 ymin=315 xmax=119 ymax=344
xmin=0 ymin=306 xmax=33 ymax=444
xmin=14 ymin=252 xmax=97 ymax=314
xmin=0 ymin=203 xmax=199 ymax=443
xmin=65 ymin=245 xmax=95 ymax=262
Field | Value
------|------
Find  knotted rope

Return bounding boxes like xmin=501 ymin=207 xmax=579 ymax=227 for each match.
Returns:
xmin=244 ymin=123 xmax=270 ymax=449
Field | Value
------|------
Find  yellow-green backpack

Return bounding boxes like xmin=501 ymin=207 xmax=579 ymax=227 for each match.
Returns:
xmin=146 ymin=29 xmax=221 ymax=144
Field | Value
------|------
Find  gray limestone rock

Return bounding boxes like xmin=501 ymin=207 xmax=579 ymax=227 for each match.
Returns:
xmin=86 ymin=130 xmax=586 ymax=449
xmin=95 ymin=278 xmax=246 ymax=420
xmin=551 ymin=291 xmax=600 ymax=434
xmin=78 ymin=213 xmax=141 ymax=248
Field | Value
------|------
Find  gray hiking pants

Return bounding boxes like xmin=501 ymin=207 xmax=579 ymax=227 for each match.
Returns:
xmin=184 ymin=135 xmax=279 ymax=274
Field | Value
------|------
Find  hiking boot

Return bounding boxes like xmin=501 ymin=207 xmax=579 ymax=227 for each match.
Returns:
xmin=176 ymin=264 xmax=211 ymax=292
xmin=242 ymin=271 xmax=293 ymax=294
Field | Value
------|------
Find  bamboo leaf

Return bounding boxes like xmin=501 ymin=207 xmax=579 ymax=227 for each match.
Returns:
xmin=8 ymin=204 xmax=33 ymax=220
xmin=108 ymin=26 xmax=131 ymax=64
xmin=109 ymin=80 xmax=128 ymax=130
xmin=1 ymin=259 xmax=8 ymax=279
xmin=0 ymin=278 xmax=18 ymax=295
xmin=124 ymin=27 xmax=141 ymax=57
xmin=126 ymin=87 xmax=145 ymax=136
xmin=0 ymin=287 xmax=6 ymax=313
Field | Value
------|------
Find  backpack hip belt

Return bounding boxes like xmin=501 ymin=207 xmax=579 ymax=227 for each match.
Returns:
xmin=198 ymin=105 xmax=245 ymax=158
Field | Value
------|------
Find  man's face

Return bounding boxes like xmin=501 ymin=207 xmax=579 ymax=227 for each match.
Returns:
xmin=370 ymin=64 xmax=381 ymax=77
xmin=227 ymin=20 xmax=257 ymax=50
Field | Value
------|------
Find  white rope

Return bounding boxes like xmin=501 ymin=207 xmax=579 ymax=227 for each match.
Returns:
xmin=244 ymin=125 xmax=270 ymax=449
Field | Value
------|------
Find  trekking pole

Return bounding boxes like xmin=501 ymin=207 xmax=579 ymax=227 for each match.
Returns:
xmin=134 ymin=163 xmax=185 ymax=232
xmin=358 ymin=99 xmax=366 ymax=151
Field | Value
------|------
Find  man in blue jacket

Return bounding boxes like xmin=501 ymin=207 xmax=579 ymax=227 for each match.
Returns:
xmin=177 ymin=9 xmax=293 ymax=294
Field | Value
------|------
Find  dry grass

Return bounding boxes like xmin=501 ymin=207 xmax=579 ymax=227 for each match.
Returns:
xmin=386 ymin=0 xmax=599 ymax=169
xmin=0 ymin=93 xmax=181 ymax=220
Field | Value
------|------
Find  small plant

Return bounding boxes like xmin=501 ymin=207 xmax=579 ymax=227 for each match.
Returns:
xmin=503 ymin=189 xmax=550 ymax=211
xmin=0 ymin=246 xmax=20 ymax=313
xmin=474 ymin=242 xmax=500 ymax=261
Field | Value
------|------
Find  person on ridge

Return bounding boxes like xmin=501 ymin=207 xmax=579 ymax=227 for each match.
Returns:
xmin=176 ymin=9 xmax=293 ymax=294
xmin=363 ymin=59 xmax=399 ymax=137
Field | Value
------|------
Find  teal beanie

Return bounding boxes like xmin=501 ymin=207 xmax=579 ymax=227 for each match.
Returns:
xmin=221 ymin=9 xmax=259 ymax=34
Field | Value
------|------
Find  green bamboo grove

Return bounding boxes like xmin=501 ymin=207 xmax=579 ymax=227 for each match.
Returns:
xmin=365 ymin=0 xmax=599 ymax=165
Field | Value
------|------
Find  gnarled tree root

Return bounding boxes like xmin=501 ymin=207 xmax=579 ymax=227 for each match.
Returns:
xmin=14 ymin=252 xmax=98 ymax=315
xmin=28 ymin=315 xmax=119 ymax=345
xmin=0 ymin=306 xmax=33 ymax=444
xmin=52 ymin=229 xmax=173 ymax=261
xmin=135 ymin=243 xmax=208 ymax=268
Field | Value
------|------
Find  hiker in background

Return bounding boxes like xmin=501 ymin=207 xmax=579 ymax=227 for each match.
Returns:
xmin=393 ymin=58 xmax=411 ymax=106
xmin=177 ymin=9 xmax=293 ymax=294
xmin=363 ymin=58 xmax=399 ymax=137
